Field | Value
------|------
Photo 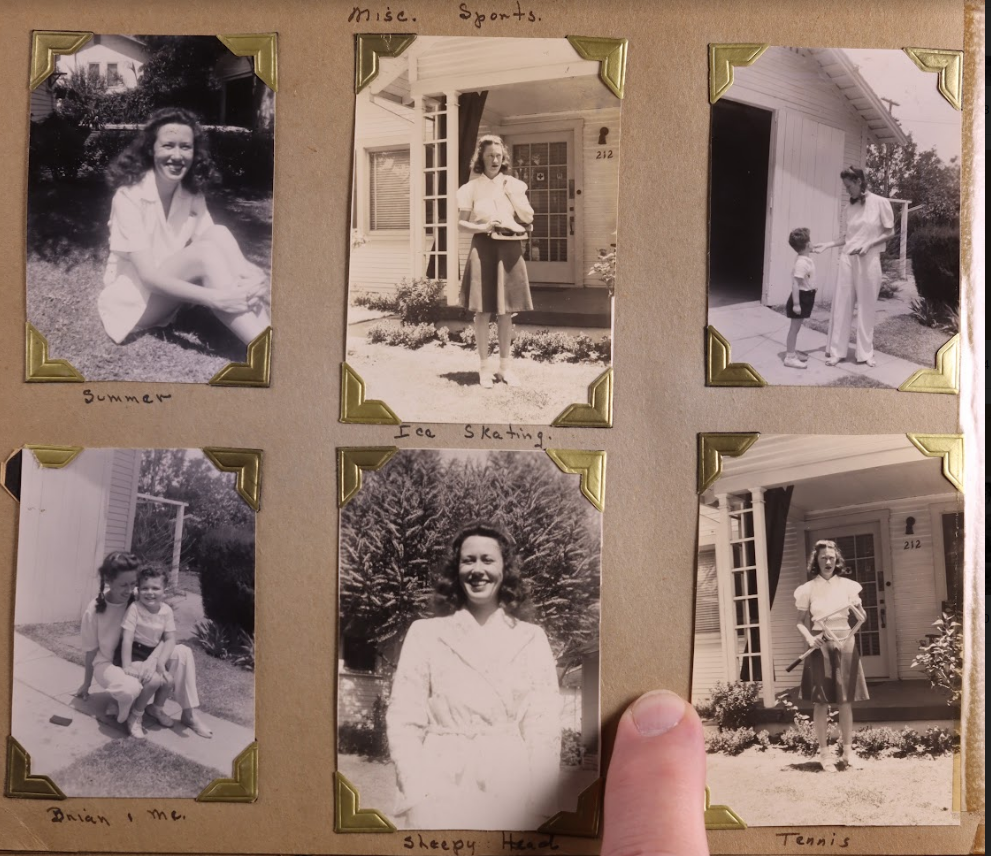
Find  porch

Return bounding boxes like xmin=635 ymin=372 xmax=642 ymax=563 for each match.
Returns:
xmin=431 ymin=283 xmax=611 ymax=328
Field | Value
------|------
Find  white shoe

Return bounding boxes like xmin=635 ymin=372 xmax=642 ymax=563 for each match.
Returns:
xmin=840 ymin=747 xmax=861 ymax=769
xmin=819 ymin=750 xmax=837 ymax=772
xmin=498 ymin=365 xmax=519 ymax=386
xmin=783 ymin=355 xmax=807 ymax=369
xmin=127 ymin=711 xmax=146 ymax=739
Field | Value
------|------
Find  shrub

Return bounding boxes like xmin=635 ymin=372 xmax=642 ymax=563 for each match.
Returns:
xmin=704 ymin=727 xmax=769 ymax=756
xmin=706 ymin=681 xmax=761 ymax=730
xmin=877 ymin=273 xmax=902 ymax=300
xmin=394 ymin=278 xmax=445 ymax=325
xmin=195 ymin=526 xmax=255 ymax=636
xmin=192 ymin=619 xmax=235 ymax=659
xmin=339 ymin=695 xmax=389 ymax=761
xmin=777 ymin=695 xmax=838 ymax=755
xmin=453 ymin=322 xmax=498 ymax=355
xmin=911 ymin=610 xmax=963 ymax=705
xmin=367 ymin=321 xmax=437 ymax=350
xmin=232 ymin=628 xmax=255 ymax=671
xmin=852 ymin=726 xmax=957 ymax=758
xmin=915 ymin=726 xmax=956 ymax=756
xmin=694 ymin=700 xmax=716 ymax=721
xmin=561 ymin=728 xmax=583 ymax=766
xmin=352 ymin=291 xmax=399 ymax=313
xmin=588 ymin=245 xmax=617 ymax=297
xmin=908 ymin=222 xmax=959 ymax=310
xmin=853 ymin=726 xmax=903 ymax=758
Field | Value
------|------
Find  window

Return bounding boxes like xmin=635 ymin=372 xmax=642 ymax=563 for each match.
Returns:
xmin=727 ymin=493 xmax=761 ymax=681
xmin=106 ymin=63 xmax=121 ymax=86
xmin=341 ymin=635 xmax=378 ymax=673
xmin=695 ymin=546 xmax=720 ymax=634
xmin=369 ymin=149 xmax=410 ymax=231
xmin=87 ymin=62 xmax=100 ymax=83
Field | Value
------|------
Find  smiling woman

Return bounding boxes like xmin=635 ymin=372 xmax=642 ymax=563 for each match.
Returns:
xmin=99 ymin=107 xmax=271 ymax=347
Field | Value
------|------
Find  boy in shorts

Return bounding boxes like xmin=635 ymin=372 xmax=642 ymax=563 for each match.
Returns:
xmin=784 ymin=227 xmax=816 ymax=369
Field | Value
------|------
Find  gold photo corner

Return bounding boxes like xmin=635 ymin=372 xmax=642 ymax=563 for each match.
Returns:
xmin=340 ymin=363 xmax=402 ymax=425
xmin=218 ymin=34 xmax=278 ymax=91
xmin=706 ymin=326 xmax=767 ymax=387
xmin=553 ymin=368 xmax=613 ymax=428
xmin=906 ymin=433 xmax=964 ymax=493
xmin=698 ymin=433 xmax=760 ymax=494
xmin=538 ymin=777 xmax=603 ymax=838
xmin=355 ymin=34 xmax=416 ymax=94
xmin=26 ymin=445 xmax=83 ymax=469
xmin=546 ymin=450 xmax=606 ymax=512
xmin=708 ymin=44 xmax=769 ymax=104
xmin=5 ymin=737 xmax=66 ymax=799
xmin=703 ymin=786 xmax=747 ymax=830
xmin=29 ymin=31 xmax=92 ymax=90
xmin=899 ymin=333 xmax=960 ymax=394
xmin=25 ymin=323 xmax=84 ymax=383
xmin=196 ymin=742 xmax=258 ymax=802
xmin=335 ymin=771 xmax=397 ymax=832
xmin=904 ymin=48 xmax=963 ymax=111
xmin=338 ymin=447 xmax=398 ymax=508
xmin=209 ymin=327 xmax=272 ymax=387
xmin=566 ymin=37 xmax=627 ymax=99
xmin=203 ymin=448 xmax=263 ymax=511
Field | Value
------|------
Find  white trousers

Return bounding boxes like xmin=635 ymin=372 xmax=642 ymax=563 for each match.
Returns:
xmin=826 ymin=250 xmax=882 ymax=363
xmin=92 ymin=643 xmax=199 ymax=711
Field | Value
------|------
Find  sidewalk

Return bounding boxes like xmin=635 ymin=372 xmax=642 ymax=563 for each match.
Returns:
xmin=12 ymin=632 xmax=253 ymax=793
xmin=710 ymin=302 xmax=926 ymax=387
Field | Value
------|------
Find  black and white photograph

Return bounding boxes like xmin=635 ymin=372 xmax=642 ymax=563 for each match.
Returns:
xmin=346 ymin=36 xmax=620 ymax=424
xmin=12 ymin=449 xmax=256 ymax=797
xmin=691 ymin=435 xmax=962 ymax=826
xmin=28 ymin=35 xmax=275 ymax=383
xmin=337 ymin=450 xmax=601 ymax=830
xmin=708 ymin=48 xmax=961 ymax=387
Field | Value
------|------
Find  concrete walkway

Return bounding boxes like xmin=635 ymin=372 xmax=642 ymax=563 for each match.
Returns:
xmin=12 ymin=632 xmax=253 ymax=793
xmin=710 ymin=302 xmax=926 ymax=387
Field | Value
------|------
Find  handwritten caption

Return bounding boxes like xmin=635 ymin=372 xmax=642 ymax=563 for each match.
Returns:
xmin=83 ymin=389 xmax=172 ymax=406
xmin=775 ymin=831 xmax=851 ymax=849
xmin=47 ymin=807 xmax=185 ymax=826
xmin=403 ymin=832 xmax=560 ymax=855
xmin=459 ymin=2 xmax=541 ymax=27
xmin=393 ymin=424 xmax=551 ymax=449
xmin=348 ymin=5 xmax=417 ymax=22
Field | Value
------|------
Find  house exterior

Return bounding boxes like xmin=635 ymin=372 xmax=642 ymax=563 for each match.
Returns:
xmin=56 ymin=34 xmax=148 ymax=92
xmin=15 ymin=449 xmax=141 ymax=624
xmin=692 ymin=436 xmax=962 ymax=711
xmin=712 ymin=47 xmax=909 ymax=307
xmin=349 ymin=37 xmax=620 ymax=321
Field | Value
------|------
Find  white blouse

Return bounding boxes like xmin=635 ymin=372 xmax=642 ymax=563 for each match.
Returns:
xmin=844 ymin=192 xmax=894 ymax=255
xmin=794 ymin=575 xmax=863 ymax=633
xmin=457 ymin=173 xmax=534 ymax=233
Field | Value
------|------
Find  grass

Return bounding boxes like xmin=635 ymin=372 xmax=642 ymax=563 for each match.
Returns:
xmin=52 ymin=737 xmax=221 ymax=798
xmin=16 ymin=617 xmax=253 ymax=727
xmin=827 ymin=374 xmax=892 ymax=389
xmin=26 ymin=177 xmax=272 ymax=383
xmin=872 ymin=315 xmax=953 ymax=366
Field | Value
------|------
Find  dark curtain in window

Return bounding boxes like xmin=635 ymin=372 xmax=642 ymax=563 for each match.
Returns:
xmin=764 ymin=485 xmax=794 ymax=608
xmin=458 ymin=91 xmax=488 ymax=187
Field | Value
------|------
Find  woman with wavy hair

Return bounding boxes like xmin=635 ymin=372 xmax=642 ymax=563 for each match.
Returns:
xmin=98 ymin=107 xmax=270 ymax=345
xmin=386 ymin=522 xmax=561 ymax=829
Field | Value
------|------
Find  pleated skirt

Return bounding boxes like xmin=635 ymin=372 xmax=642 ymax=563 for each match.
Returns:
xmin=800 ymin=635 xmax=870 ymax=703
xmin=459 ymin=234 xmax=533 ymax=315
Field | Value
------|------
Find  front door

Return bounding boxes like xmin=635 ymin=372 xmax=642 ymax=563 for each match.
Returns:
xmin=506 ymin=132 xmax=576 ymax=284
xmin=808 ymin=524 xmax=892 ymax=679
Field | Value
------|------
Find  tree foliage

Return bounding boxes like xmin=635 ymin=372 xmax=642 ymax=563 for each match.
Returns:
xmin=339 ymin=452 xmax=602 ymax=668
xmin=866 ymin=135 xmax=960 ymax=225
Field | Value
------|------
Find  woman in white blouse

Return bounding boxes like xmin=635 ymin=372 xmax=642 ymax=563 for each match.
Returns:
xmin=99 ymin=108 xmax=270 ymax=345
xmin=794 ymin=540 xmax=869 ymax=772
xmin=386 ymin=523 xmax=561 ymax=830
xmin=457 ymin=135 xmax=535 ymax=388
xmin=815 ymin=167 xmax=895 ymax=368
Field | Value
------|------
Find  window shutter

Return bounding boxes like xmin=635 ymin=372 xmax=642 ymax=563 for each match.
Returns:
xmin=369 ymin=149 xmax=410 ymax=230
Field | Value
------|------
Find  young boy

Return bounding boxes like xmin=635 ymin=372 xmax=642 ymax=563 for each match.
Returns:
xmin=784 ymin=227 xmax=816 ymax=369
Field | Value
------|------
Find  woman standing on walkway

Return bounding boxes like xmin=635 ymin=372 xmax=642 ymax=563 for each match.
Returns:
xmin=815 ymin=167 xmax=894 ymax=368
xmin=794 ymin=540 xmax=869 ymax=772
xmin=457 ymin=135 xmax=534 ymax=388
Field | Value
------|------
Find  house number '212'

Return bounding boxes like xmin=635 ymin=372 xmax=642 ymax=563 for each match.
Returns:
xmin=903 ymin=539 xmax=922 ymax=549
xmin=595 ymin=149 xmax=614 ymax=159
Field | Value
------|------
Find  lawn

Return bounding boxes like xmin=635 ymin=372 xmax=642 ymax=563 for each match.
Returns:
xmin=16 ymin=619 xmax=253 ymax=728
xmin=26 ymin=177 xmax=272 ymax=383
xmin=51 ymin=736 xmax=222 ymax=798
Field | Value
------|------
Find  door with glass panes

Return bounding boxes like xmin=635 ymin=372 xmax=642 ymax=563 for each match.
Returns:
xmin=505 ymin=132 xmax=576 ymax=284
xmin=807 ymin=523 xmax=893 ymax=678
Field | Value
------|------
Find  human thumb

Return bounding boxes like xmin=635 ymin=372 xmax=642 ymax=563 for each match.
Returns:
xmin=602 ymin=690 xmax=709 ymax=856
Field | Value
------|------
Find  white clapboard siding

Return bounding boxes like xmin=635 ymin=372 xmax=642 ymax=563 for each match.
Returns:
xmin=580 ymin=109 xmax=620 ymax=286
xmin=105 ymin=449 xmax=141 ymax=553
xmin=57 ymin=35 xmax=146 ymax=88
xmin=350 ymin=97 xmax=414 ymax=294
xmin=29 ymin=87 xmax=56 ymax=121
xmin=691 ymin=634 xmax=727 ymax=704
xmin=729 ymin=48 xmax=871 ymax=306
xmin=15 ymin=450 xmax=116 ymax=625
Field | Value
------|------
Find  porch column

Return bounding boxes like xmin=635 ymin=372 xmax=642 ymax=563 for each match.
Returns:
xmin=444 ymin=90 xmax=461 ymax=305
xmin=713 ymin=493 xmax=739 ymax=684
xmin=899 ymin=200 xmax=909 ymax=281
xmin=410 ymin=95 xmax=425 ymax=278
xmin=750 ymin=487 xmax=777 ymax=707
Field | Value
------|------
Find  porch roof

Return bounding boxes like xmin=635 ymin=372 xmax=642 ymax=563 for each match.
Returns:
xmin=809 ymin=48 xmax=910 ymax=147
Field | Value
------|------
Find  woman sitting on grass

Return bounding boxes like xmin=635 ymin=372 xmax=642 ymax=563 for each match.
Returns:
xmin=98 ymin=107 xmax=270 ymax=346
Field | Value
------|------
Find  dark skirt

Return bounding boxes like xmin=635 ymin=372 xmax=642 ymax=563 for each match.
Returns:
xmin=800 ymin=635 xmax=870 ymax=703
xmin=459 ymin=234 xmax=533 ymax=315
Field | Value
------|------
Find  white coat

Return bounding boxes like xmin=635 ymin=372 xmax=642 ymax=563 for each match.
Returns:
xmin=386 ymin=609 xmax=561 ymax=830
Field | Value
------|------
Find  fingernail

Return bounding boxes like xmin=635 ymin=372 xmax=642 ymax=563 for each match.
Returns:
xmin=630 ymin=690 xmax=687 ymax=737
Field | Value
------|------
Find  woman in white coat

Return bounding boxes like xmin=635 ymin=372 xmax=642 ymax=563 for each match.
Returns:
xmin=815 ymin=167 xmax=895 ymax=368
xmin=386 ymin=523 xmax=561 ymax=830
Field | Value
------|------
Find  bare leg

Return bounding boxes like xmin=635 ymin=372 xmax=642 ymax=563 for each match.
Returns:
xmin=474 ymin=313 xmax=493 ymax=387
xmin=181 ymin=707 xmax=213 ymax=738
xmin=786 ymin=318 xmax=803 ymax=355
xmin=496 ymin=314 xmax=517 ymax=385
xmin=814 ymin=703 xmax=836 ymax=770
xmin=837 ymin=702 xmax=860 ymax=767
